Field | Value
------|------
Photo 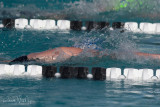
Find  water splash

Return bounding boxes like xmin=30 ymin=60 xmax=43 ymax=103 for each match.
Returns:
xmin=68 ymin=28 xmax=160 ymax=67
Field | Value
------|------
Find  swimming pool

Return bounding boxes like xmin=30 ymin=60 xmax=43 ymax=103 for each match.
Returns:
xmin=1 ymin=0 xmax=160 ymax=106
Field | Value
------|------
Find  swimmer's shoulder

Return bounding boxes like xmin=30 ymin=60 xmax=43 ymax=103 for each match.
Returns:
xmin=60 ymin=47 xmax=83 ymax=56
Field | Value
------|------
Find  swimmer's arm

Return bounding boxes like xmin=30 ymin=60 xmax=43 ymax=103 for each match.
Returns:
xmin=0 ymin=58 xmax=12 ymax=63
xmin=27 ymin=49 xmax=57 ymax=60
xmin=135 ymin=52 xmax=160 ymax=59
xmin=97 ymin=51 xmax=160 ymax=59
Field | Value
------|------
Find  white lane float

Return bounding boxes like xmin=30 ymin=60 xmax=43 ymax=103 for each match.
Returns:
xmin=55 ymin=72 xmax=61 ymax=78
xmin=0 ymin=64 xmax=11 ymax=75
xmin=15 ymin=18 xmax=28 ymax=29
xmin=154 ymin=23 xmax=160 ymax=34
xmin=124 ymin=68 xmax=139 ymax=80
xmin=156 ymin=69 xmax=160 ymax=79
xmin=87 ymin=74 xmax=93 ymax=79
xmin=27 ymin=65 xmax=42 ymax=76
xmin=30 ymin=19 xmax=44 ymax=29
xmin=106 ymin=68 xmax=121 ymax=79
xmin=42 ymin=19 xmax=57 ymax=29
xmin=0 ymin=24 xmax=4 ymax=28
xmin=57 ymin=20 xmax=70 ymax=30
xmin=138 ymin=69 xmax=154 ymax=80
xmin=124 ymin=22 xmax=138 ymax=32
xmin=10 ymin=64 xmax=25 ymax=75
xmin=139 ymin=22 xmax=156 ymax=34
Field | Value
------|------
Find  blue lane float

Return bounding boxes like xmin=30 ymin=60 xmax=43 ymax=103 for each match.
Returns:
xmin=85 ymin=21 xmax=109 ymax=30
xmin=75 ymin=67 xmax=89 ymax=79
xmin=59 ymin=66 xmax=75 ymax=79
xmin=92 ymin=67 xmax=106 ymax=80
xmin=59 ymin=66 xmax=88 ymax=79
xmin=112 ymin=22 xmax=124 ymax=29
xmin=42 ymin=66 xmax=57 ymax=78
xmin=70 ymin=21 xmax=82 ymax=30
xmin=2 ymin=18 xmax=15 ymax=28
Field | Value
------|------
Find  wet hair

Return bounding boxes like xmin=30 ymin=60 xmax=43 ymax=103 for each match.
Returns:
xmin=10 ymin=55 xmax=28 ymax=63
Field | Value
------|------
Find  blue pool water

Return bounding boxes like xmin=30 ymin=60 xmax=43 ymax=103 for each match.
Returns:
xmin=1 ymin=0 xmax=160 ymax=106
xmin=1 ymin=78 xmax=160 ymax=107
xmin=1 ymin=27 xmax=160 ymax=107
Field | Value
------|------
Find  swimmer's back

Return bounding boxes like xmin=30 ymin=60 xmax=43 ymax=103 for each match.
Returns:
xmin=60 ymin=47 xmax=83 ymax=56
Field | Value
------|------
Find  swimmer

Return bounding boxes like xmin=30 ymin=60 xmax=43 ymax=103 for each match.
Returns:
xmin=1 ymin=47 xmax=160 ymax=63
xmin=9 ymin=47 xmax=99 ymax=63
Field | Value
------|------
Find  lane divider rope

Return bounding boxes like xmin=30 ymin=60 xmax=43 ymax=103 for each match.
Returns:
xmin=0 ymin=64 xmax=159 ymax=81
